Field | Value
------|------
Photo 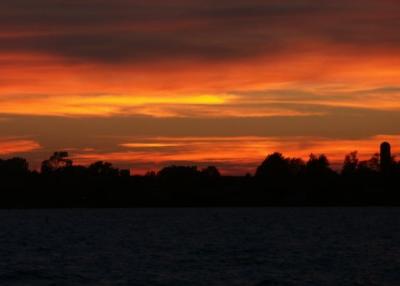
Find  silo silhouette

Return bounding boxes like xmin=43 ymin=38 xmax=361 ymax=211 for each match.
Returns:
xmin=380 ymin=142 xmax=392 ymax=172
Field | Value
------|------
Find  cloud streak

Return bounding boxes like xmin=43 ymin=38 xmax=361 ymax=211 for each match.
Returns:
xmin=0 ymin=138 xmax=41 ymax=155
xmin=72 ymin=135 xmax=400 ymax=175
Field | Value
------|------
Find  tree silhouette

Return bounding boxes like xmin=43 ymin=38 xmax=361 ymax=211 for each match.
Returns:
xmin=255 ymin=153 xmax=305 ymax=181
xmin=0 ymin=157 xmax=29 ymax=176
xmin=255 ymin=152 xmax=290 ymax=179
xmin=41 ymin=151 xmax=73 ymax=173
xmin=342 ymin=151 xmax=359 ymax=175
xmin=88 ymin=161 xmax=119 ymax=177
xmin=357 ymin=153 xmax=380 ymax=173
xmin=0 ymin=142 xmax=399 ymax=207
xmin=288 ymin=158 xmax=306 ymax=176
xmin=306 ymin=154 xmax=332 ymax=177
xmin=201 ymin=166 xmax=221 ymax=178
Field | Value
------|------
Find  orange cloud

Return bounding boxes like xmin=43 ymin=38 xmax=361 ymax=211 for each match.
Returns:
xmin=1 ymin=1 xmax=400 ymax=121
xmin=1 ymin=49 xmax=400 ymax=117
xmin=0 ymin=138 xmax=41 ymax=155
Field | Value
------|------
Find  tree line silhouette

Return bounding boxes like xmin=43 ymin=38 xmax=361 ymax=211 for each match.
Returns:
xmin=0 ymin=142 xmax=399 ymax=207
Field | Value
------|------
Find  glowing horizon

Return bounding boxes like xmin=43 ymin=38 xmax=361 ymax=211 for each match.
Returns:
xmin=1 ymin=0 xmax=400 ymax=174
xmin=0 ymin=135 xmax=398 ymax=175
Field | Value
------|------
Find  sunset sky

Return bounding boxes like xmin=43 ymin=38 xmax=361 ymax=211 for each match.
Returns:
xmin=1 ymin=0 xmax=400 ymax=174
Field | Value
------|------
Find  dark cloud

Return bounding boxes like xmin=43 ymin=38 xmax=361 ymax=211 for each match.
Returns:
xmin=2 ymin=106 xmax=400 ymax=143
xmin=1 ymin=0 xmax=399 ymax=63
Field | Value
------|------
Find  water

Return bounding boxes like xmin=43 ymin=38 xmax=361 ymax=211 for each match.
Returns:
xmin=0 ymin=208 xmax=399 ymax=286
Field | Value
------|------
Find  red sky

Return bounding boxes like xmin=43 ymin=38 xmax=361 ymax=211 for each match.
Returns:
xmin=1 ymin=0 xmax=400 ymax=174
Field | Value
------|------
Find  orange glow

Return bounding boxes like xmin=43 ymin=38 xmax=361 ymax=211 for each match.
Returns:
xmin=0 ymin=139 xmax=41 ymax=155
xmin=2 ymin=1 xmax=400 ymax=175
xmin=70 ymin=135 xmax=400 ymax=175
xmin=1 ymin=49 xmax=400 ymax=117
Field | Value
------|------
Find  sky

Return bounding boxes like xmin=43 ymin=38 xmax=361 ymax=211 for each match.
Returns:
xmin=1 ymin=0 xmax=400 ymax=174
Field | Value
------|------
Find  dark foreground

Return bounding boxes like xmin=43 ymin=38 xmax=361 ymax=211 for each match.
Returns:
xmin=0 ymin=208 xmax=399 ymax=285
xmin=2 ymin=170 xmax=400 ymax=207
xmin=2 ymin=147 xmax=400 ymax=206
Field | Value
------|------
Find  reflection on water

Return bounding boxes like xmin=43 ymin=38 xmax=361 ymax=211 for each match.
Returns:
xmin=0 ymin=208 xmax=399 ymax=285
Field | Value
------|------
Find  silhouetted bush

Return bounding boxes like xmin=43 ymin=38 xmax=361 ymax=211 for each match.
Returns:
xmin=88 ymin=161 xmax=119 ymax=177
xmin=342 ymin=151 xmax=359 ymax=176
xmin=201 ymin=166 xmax=221 ymax=178
xmin=41 ymin=151 xmax=72 ymax=174
xmin=0 ymin=157 xmax=29 ymax=176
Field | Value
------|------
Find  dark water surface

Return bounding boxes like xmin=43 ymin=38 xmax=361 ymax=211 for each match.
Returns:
xmin=0 ymin=208 xmax=399 ymax=285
